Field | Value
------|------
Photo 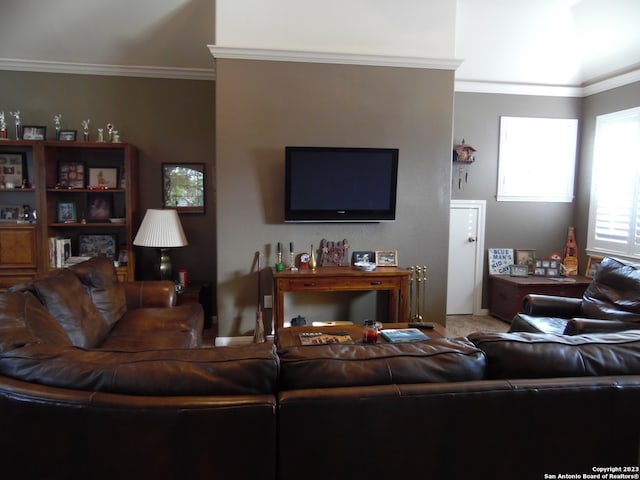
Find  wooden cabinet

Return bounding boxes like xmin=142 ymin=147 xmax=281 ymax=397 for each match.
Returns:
xmin=0 ymin=226 xmax=38 ymax=288
xmin=272 ymin=267 xmax=411 ymax=332
xmin=489 ymin=274 xmax=592 ymax=323
xmin=0 ymin=140 xmax=138 ymax=288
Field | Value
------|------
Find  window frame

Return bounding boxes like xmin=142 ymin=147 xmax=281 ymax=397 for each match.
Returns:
xmin=586 ymin=106 xmax=640 ymax=260
xmin=497 ymin=116 xmax=578 ymax=203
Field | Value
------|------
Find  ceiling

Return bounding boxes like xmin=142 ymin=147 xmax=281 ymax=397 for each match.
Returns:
xmin=0 ymin=0 xmax=639 ymax=93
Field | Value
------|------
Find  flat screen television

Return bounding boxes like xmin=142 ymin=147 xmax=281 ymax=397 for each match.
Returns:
xmin=284 ymin=146 xmax=399 ymax=222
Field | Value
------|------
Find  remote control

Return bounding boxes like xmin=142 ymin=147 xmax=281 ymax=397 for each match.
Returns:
xmin=408 ymin=322 xmax=435 ymax=329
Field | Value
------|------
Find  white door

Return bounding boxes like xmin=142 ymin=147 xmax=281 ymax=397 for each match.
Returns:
xmin=447 ymin=200 xmax=486 ymax=315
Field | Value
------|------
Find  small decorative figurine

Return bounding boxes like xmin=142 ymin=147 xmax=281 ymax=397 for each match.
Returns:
xmin=9 ymin=111 xmax=20 ymax=140
xmin=53 ymin=114 xmax=62 ymax=140
xmin=81 ymin=119 xmax=90 ymax=141
xmin=107 ymin=123 xmax=114 ymax=142
xmin=97 ymin=128 xmax=104 ymax=143
xmin=0 ymin=111 xmax=7 ymax=139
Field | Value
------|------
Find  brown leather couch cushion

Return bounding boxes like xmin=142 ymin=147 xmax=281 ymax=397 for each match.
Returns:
xmin=469 ymin=330 xmax=640 ymax=379
xmin=70 ymin=256 xmax=126 ymax=329
xmin=29 ymin=269 xmax=110 ymax=348
xmin=278 ymin=338 xmax=486 ymax=390
xmin=581 ymin=257 xmax=640 ymax=321
xmin=100 ymin=303 xmax=204 ymax=350
xmin=0 ymin=292 xmax=71 ymax=352
xmin=0 ymin=343 xmax=279 ymax=395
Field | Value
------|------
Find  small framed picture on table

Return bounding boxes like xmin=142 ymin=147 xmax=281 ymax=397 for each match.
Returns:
xmin=375 ymin=250 xmax=398 ymax=267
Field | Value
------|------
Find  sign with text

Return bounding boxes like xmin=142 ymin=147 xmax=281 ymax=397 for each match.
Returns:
xmin=488 ymin=248 xmax=514 ymax=275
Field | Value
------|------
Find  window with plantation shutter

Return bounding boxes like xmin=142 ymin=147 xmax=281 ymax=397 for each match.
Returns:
xmin=587 ymin=106 xmax=640 ymax=258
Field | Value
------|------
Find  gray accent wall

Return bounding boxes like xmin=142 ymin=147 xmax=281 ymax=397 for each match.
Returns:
xmin=452 ymin=92 xmax=582 ymax=307
xmin=214 ymin=59 xmax=455 ymax=336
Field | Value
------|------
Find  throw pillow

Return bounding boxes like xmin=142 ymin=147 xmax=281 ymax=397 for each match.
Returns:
xmin=30 ymin=269 xmax=110 ymax=348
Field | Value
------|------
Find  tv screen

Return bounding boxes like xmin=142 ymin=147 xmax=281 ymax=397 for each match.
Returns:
xmin=284 ymin=146 xmax=399 ymax=222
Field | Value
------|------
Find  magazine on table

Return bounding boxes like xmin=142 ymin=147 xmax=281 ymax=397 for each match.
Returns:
xmin=299 ymin=332 xmax=354 ymax=345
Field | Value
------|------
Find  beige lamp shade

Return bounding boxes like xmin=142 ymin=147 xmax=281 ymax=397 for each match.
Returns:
xmin=133 ymin=209 xmax=188 ymax=248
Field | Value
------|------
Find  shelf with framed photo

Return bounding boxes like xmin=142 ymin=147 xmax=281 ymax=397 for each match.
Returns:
xmin=0 ymin=144 xmax=39 ymax=287
xmin=0 ymin=140 xmax=139 ymax=286
xmin=41 ymin=142 xmax=138 ymax=280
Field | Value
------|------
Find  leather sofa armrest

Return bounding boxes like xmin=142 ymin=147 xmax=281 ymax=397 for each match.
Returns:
xmin=123 ymin=281 xmax=177 ymax=309
xmin=522 ymin=294 xmax=583 ymax=318
xmin=563 ymin=318 xmax=640 ymax=335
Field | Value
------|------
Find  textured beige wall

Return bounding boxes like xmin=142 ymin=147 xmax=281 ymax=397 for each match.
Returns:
xmin=0 ymin=70 xmax=216 ymax=292
xmin=215 ymin=59 xmax=454 ymax=336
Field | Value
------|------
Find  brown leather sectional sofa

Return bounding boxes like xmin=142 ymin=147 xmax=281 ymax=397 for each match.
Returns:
xmin=0 ymin=257 xmax=639 ymax=480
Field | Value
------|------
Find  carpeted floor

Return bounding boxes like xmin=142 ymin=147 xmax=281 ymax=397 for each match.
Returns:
xmin=445 ymin=314 xmax=510 ymax=338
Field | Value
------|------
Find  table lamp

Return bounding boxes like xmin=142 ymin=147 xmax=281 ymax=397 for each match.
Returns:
xmin=133 ymin=209 xmax=188 ymax=280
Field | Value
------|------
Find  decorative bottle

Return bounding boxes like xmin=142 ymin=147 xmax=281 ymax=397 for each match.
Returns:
xmin=562 ymin=226 xmax=579 ymax=276
xmin=309 ymin=244 xmax=317 ymax=271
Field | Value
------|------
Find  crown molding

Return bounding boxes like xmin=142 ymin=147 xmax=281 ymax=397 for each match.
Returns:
xmin=582 ymin=68 xmax=640 ymax=97
xmin=456 ymin=67 xmax=640 ymax=98
xmin=454 ymin=80 xmax=583 ymax=97
xmin=0 ymin=57 xmax=215 ymax=81
xmin=207 ymin=45 xmax=462 ymax=71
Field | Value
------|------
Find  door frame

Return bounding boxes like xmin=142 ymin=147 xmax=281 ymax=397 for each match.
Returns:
xmin=449 ymin=200 xmax=487 ymax=315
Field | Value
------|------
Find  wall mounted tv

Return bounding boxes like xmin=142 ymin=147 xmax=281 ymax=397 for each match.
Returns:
xmin=284 ymin=146 xmax=399 ymax=222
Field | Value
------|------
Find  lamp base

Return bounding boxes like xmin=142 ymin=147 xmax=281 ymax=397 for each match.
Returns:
xmin=155 ymin=248 xmax=173 ymax=281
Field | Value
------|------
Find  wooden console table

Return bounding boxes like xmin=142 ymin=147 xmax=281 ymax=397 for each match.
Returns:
xmin=272 ymin=267 xmax=411 ymax=332
xmin=489 ymin=274 xmax=592 ymax=323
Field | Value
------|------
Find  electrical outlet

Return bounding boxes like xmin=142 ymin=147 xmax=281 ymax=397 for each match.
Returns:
xmin=263 ymin=295 xmax=273 ymax=308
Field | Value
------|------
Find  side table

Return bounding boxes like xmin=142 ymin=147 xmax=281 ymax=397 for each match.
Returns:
xmin=489 ymin=274 xmax=591 ymax=323
xmin=177 ymin=282 xmax=213 ymax=328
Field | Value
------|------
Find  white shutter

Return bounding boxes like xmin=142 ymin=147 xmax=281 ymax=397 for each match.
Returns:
xmin=587 ymin=107 xmax=640 ymax=258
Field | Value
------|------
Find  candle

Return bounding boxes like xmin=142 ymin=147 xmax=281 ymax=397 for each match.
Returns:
xmin=277 ymin=242 xmax=281 ymax=253
xmin=290 ymin=242 xmax=294 ymax=253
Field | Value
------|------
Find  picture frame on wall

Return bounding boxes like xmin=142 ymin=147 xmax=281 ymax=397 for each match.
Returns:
xmin=88 ymin=167 xmax=118 ymax=189
xmin=78 ymin=234 xmax=117 ymax=260
xmin=0 ymin=152 xmax=26 ymax=188
xmin=162 ymin=163 xmax=205 ymax=213
xmin=86 ymin=193 xmax=113 ymax=222
xmin=58 ymin=161 xmax=85 ymax=189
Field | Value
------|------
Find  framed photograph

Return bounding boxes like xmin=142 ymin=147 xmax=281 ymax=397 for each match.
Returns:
xmin=58 ymin=130 xmax=77 ymax=141
xmin=0 ymin=205 xmax=23 ymax=222
xmin=0 ymin=152 xmax=26 ymax=188
xmin=22 ymin=125 xmax=46 ymax=141
xmin=534 ymin=267 xmax=547 ymax=276
xmin=352 ymin=251 xmax=376 ymax=265
xmin=58 ymin=161 xmax=85 ymax=188
xmin=515 ymin=249 xmax=536 ymax=273
xmin=375 ymin=250 xmax=398 ymax=267
xmin=546 ymin=268 xmax=560 ymax=277
xmin=78 ymin=234 xmax=117 ymax=260
xmin=86 ymin=193 xmax=113 ymax=221
xmin=57 ymin=202 xmax=77 ymax=223
xmin=510 ymin=264 xmax=529 ymax=277
xmin=162 ymin=163 xmax=205 ymax=213
xmin=88 ymin=167 xmax=118 ymax=189
xmin=585 ymin=255 xmax=604 ymax=279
